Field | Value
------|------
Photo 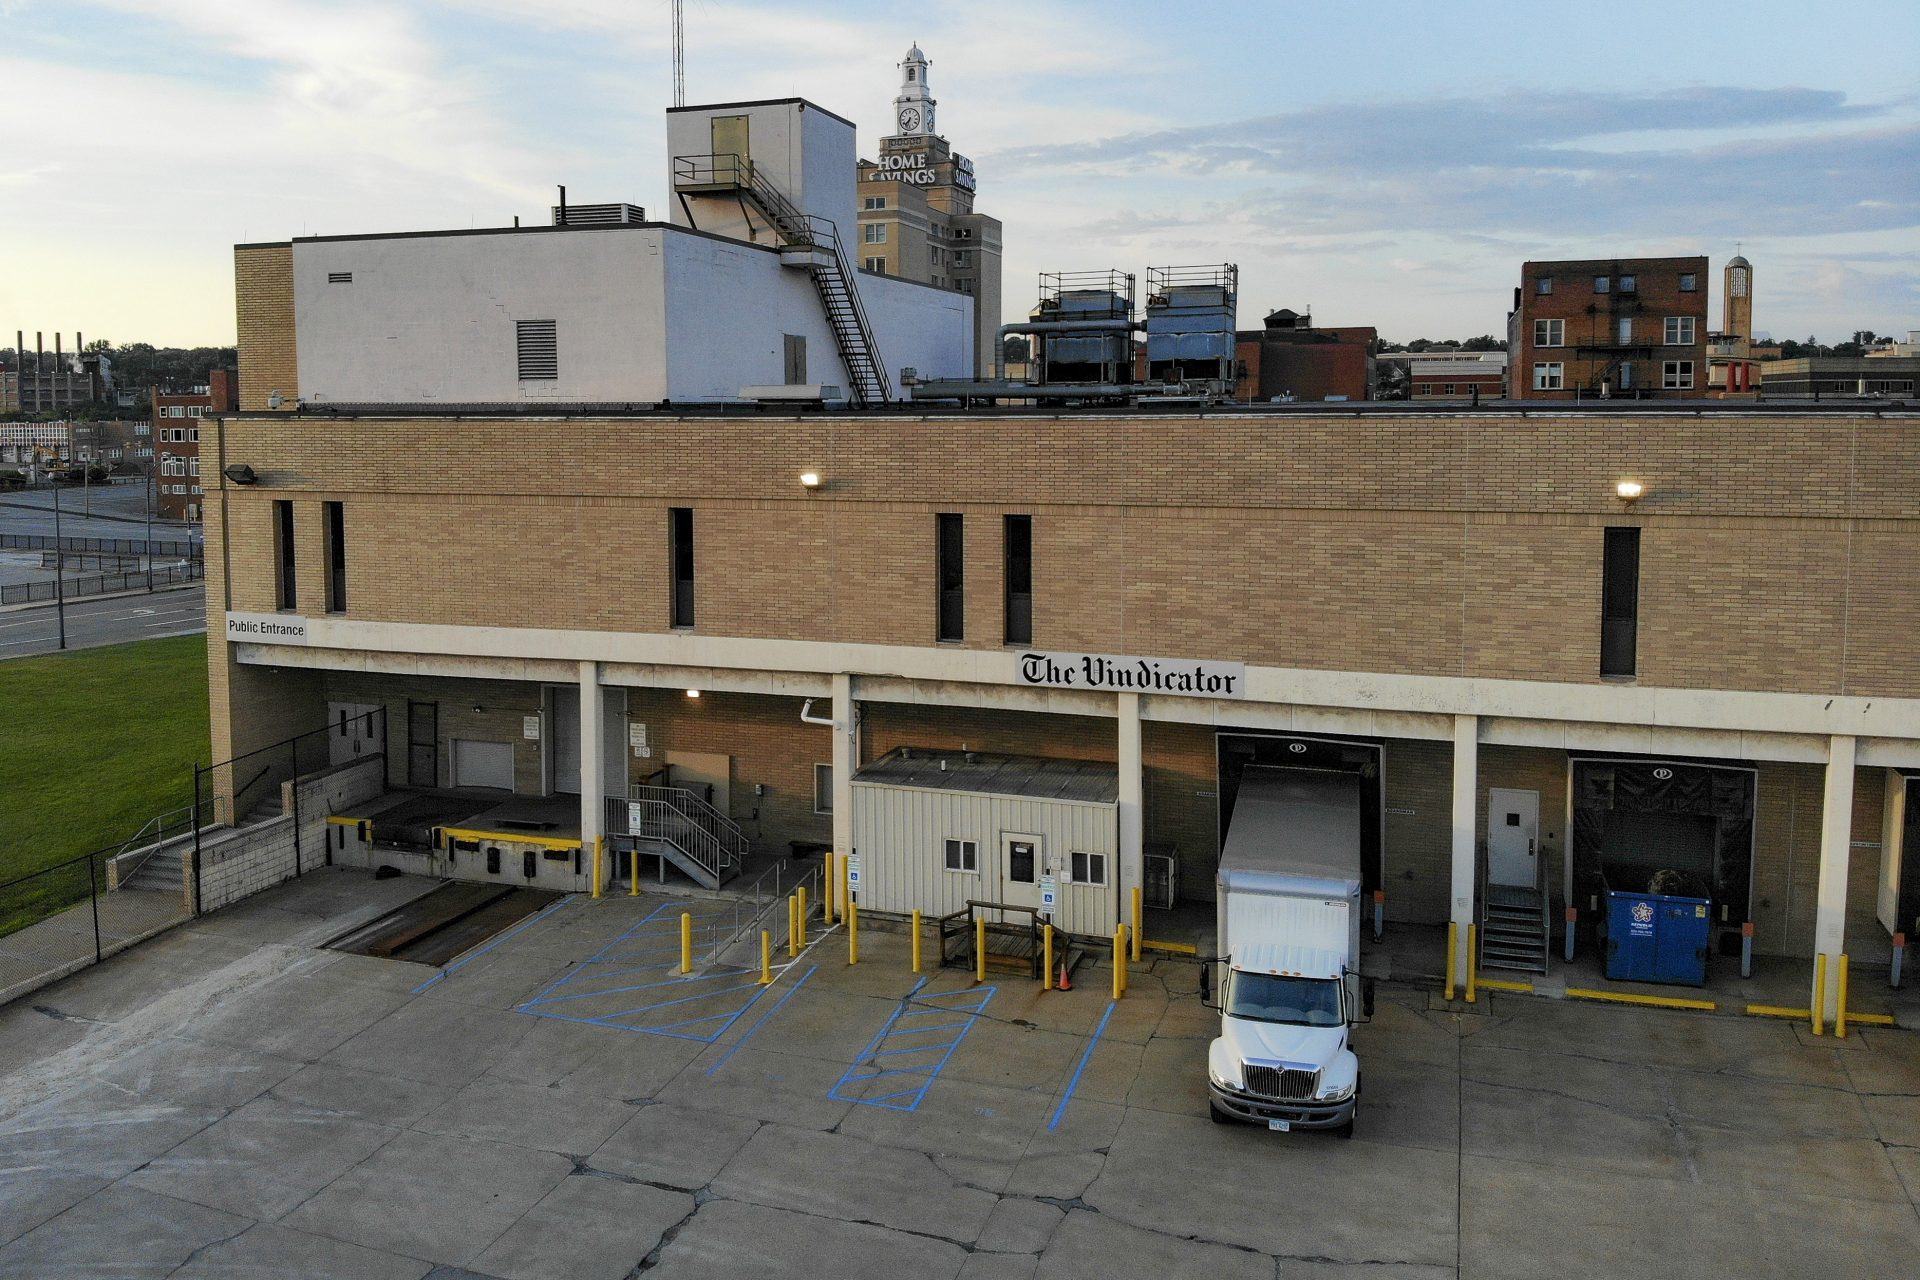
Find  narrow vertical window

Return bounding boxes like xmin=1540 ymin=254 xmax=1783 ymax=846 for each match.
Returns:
xmin=669 ymin=507 xmax=694 ymax=628
xmin=936 ymin=513 xmax=964 ymax=642
xmin=324 ymin=501 xmax=346 ymax=613
xmin=1003 ymin=514 xmax=1032 ymax=645
xmin=274 ymin=499 xmax=296 ymax=610
xmin=1601 ymin=527 xmax=1640 ymax=677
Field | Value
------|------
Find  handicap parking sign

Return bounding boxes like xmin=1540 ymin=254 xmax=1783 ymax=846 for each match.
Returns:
xmin=1039 ymin=874 xmax=1058 ymax=915
xmin=847 ymin=854 xmax=861 ymax=888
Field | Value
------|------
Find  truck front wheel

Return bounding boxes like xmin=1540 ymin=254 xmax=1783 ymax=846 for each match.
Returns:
xmin=1209 ymin=1101 xmax=1234 ymax=1124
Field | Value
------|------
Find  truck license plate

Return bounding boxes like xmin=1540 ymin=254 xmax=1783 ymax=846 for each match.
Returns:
xmin=1268 ymin=1119 xmax=1291 ymax=1132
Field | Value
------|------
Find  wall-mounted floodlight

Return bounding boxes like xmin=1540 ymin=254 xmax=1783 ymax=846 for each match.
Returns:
xmin=686 ymin=689 xmax=701 ymax=699
xmin=1615 ymin=480 xmax=1644 ymax=503
xmin=224 ymin=464 xmax=258 ymax=486
xmin=799 ymin=471 xmax=822 ymax=489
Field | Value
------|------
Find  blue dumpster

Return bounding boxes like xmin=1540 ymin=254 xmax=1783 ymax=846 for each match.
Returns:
xmin=1604 ymin=889 xmax=1711 ymax=986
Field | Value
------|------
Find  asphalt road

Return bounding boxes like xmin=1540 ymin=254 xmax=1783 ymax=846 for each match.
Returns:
xmin=0 ymin=584 xmax=206 ymax=660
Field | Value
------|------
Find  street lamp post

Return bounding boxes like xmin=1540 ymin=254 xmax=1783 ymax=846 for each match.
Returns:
xmin=51 ymin=466 xmax=67 ymax=651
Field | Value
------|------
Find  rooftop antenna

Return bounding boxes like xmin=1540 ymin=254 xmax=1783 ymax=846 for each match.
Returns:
xmin=672 ymin=0 xmax=685 ymax=107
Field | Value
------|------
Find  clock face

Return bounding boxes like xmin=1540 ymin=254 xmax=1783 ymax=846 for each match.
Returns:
xmin=898 ymin=107 xmax=919 ymax=132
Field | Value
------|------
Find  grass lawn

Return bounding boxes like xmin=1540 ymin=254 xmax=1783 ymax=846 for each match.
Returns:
xmin=0 ymin=634 xmax=210 ymax=884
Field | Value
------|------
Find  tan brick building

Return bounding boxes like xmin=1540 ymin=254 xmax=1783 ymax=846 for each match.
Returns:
xmin=1507 ymin=257 xmax=1709 ymax=399
xmin=203 ymin=400 xmax=1920 ymax=1020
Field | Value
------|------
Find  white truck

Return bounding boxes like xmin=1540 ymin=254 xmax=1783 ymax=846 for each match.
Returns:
xmin=1202 ymin=765 xmax=1370 ymax=1136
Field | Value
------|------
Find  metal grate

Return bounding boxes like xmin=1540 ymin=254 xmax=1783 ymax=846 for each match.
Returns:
xmin=326 ymin=271 xmax=353 ymax=284
xmin=1243 ymin=1063 xmax=1318 ymax=1100
xmin=516 ymin=319 xmax=558 ymax=380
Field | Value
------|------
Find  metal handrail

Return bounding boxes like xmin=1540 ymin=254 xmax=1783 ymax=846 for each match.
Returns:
xmin=612 ymin=785 xmax=748 ymax=881
xmin=109 ymin=804 xmax=197 ymax=885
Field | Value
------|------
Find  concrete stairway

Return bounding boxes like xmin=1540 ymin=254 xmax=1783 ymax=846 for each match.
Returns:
xmin=1480 ymin=884 xmax=1550 ymax=974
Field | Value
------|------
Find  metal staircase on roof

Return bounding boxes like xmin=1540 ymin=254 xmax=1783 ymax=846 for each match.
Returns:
xmin=671 ymin=153 xmax=892 ymax=407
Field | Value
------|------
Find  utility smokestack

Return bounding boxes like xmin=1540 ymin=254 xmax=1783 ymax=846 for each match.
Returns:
xmin=557 ymin=185 xmax=567 ymax=226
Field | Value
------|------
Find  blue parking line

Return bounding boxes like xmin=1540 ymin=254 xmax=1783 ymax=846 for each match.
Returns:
xmin=517 ymin=898 xmax=692 ymax=1006
xmin=411 ymin=893 xmax=579 ymax=994
xmin=1047 ymin=999 xmax=1117 ymax=1131
xmin=830 ymin=981 xmax=996 ymax=1112
xmin=702 ymin=964 xmax=817 ymax=1074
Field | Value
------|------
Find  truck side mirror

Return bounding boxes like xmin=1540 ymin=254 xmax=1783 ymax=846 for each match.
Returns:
xmin=1363 ymin=979 xmax=1376 ymax=1019
xmin=1199 ymin=959 xmax=1219 ymax=1009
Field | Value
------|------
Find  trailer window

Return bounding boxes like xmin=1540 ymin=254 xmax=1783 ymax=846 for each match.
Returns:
xmin=1226 ymin=971 xmax=1343 ymax=1027
xmin=1069 ymin=851 xmax=1107 ymax=885
xmin=943 ymin=839 xmax=977 ymax=873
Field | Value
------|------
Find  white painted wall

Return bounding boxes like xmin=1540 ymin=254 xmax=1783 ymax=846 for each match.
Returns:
xmin=665 ymin=100 xmax=858 ymax=245
xmin=294 ymin=229 xmax=670 ymax=405
xmin=859 ymin=271 xmax=975 ymax=387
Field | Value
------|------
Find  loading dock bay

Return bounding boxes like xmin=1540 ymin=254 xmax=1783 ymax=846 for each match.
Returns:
xmin=1 ymin=869 xmax=1916 ymax=1278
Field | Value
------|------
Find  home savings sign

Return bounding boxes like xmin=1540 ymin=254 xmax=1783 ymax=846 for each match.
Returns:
xmin=1018 ymin=651 xmax=1245 ymax=699
xmin=872 ymin=153 xmax=939 ymax=186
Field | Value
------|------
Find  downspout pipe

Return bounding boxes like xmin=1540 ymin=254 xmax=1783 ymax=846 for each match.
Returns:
xmin=799 ymin=699 xmax=839 ymax=728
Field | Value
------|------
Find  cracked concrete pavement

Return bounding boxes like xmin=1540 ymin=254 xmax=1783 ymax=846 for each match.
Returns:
xmin=1 ymin=868 xmax=1916 ymax=1278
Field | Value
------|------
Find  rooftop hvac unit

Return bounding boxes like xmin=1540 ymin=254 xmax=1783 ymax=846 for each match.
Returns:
xmin=550 ymin=202 xmax=647 ymax=227
xmin=1144 ymin=851 xmax=1179 ymax=910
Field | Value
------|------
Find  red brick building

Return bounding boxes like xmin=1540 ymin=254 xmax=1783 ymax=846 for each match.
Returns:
xmin=1239 ymin=310 xmax=1377 ymax=401
xmin=1506 ymin=257 xmax=1709 ymax=399
xmin=153 ymin=368 xmax=236 ymax=522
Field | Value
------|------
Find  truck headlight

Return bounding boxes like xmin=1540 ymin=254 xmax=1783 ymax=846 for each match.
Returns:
xmin=1316 ymin=1080 xmax=1354 ymax=1102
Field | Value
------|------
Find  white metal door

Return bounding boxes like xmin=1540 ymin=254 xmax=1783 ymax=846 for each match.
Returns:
xmin=328 ymin=702 xmax=381 ymax=766
xmin=998 ymin=833 xmax=1044 ymax=918
xmin=1488 ymin=788 xmax=1540 ymax=888
xmin=452 ymin=740 xmax=516 ymax=791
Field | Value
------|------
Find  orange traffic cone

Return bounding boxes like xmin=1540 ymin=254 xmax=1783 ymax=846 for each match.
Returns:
xmin=1057 ymin=959 xmax=1072 ymax=991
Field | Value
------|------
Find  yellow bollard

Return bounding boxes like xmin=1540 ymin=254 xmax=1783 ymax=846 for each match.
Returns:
xmin=591 ymin=837 xmax=603 ymax=899
xmin=1813 ymin=953 xmax=1828 ymax=1035
xmin=787 ymin=894 xmax=799 ymax=958
xmin=1043 ymin=923 xmax=1055 ymax=991
xmin=1836 ymin=954 xmax=1850 ymax=1039
xmin=629 ymin=842 xmax=639 ymax=896
xmin=1445 ymin=921 xmax=1458 ymax=1000
xmin=759 ymin=930 xmax=773 ymax=985
xmin=975 ymin=916 xmax=987 ymax=984
xmin=911 ymin=910 xmax=923 ymax=974
xmin=1465 ymin=924 xmax=1478 ymax=1004
xmin=1131 ymin=886 xmax=1143 ymax=962
xmin=797 ymin=887 xmax=809 ymax=947
xmin=848 ymin=903 xmax=860 ymax=965
xmin=840 ymin=853 xmax=852 ymax=929
xmin=1112 ymin=926 xmax=1127 ymax=1000
xmin=680 ymin=912 xmax=693 ymax=975
xmin=822 ymin=854 xmax=836 ymax=924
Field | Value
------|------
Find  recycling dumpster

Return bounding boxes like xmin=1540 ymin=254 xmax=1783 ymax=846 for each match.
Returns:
xmin=1603 ymin=889 xmax=1711 ymax=986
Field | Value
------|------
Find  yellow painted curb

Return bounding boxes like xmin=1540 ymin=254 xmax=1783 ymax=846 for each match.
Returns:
xmin=1477 ymin=978 xmax=1534 ymax=993
xmin=438 ymin=826 xmax=583 ymax=852
xmin=1565 ymin=986 xmax=1716 ymax=1011
xmin=1141 ymin=939 xmax=1198 ymax=956
xmin=1847 ymin=1011 xmax=1897 ymax=1027
xmin=1745 ymin=1004 xmax=1811 ymax=1020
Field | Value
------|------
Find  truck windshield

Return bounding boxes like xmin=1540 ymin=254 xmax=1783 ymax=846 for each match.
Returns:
xmin=1226 ymin=971 xmax=1343 ymax=1027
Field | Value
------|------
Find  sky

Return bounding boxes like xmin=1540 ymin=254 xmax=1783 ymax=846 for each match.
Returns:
xmin=2 ymin=0 xmax=1916 ymax=348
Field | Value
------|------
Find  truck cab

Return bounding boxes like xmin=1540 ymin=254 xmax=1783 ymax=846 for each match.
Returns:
xmin=1203 ymin=766 xmax=1367 ymax=1136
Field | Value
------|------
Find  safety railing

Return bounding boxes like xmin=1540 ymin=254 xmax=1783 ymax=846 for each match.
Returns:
xmin=0 ymin=533 xmax=202 ymax=558
xmin=0 ymin=559 xmax=203 ymax=605
xmin=611 ymin=785 xmax=747 ymax=884
xmin=107 ymin=803 xmax=199 ymax=887
xmin=937 ymin=899 xmax=1045 ymax=979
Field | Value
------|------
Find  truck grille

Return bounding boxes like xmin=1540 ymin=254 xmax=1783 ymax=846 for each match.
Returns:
xmin=1243 ymin=1063 xmax=1318 ymax=1100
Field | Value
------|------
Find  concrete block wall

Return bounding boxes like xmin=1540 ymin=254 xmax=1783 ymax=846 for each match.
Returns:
xmin=1750 ymin=761 xmax=1890 ymax=963
xmin=197 ymin=816 xmax=300 ymax=913
xmin=289 ymin=756 xmax=387 ymax=869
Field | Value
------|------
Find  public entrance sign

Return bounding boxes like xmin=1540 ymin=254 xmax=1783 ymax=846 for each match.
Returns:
xmin=225 ymin=611 xmax=308 ymax=644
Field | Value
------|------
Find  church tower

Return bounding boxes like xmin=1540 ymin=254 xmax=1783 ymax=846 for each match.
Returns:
xmin=892 ymin=45 xmax=935 ymax=138
xmin=1724 ymin=253 xmax=1753 ymax=347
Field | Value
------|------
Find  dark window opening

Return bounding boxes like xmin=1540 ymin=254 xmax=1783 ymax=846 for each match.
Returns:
xmin=1003 ymin=514 xmax=1032 ymax=644
xmin=274 ymin=499 xmax=296 ymax=610
xmin=1008 ymin=841 xmax=1036 ymax=883
xmin=408 ymin=701 xmax=438 ymax=788
xmin=323 ymin=500 xmax=346 ymax=612
xmin=669 ymin=507 xmax=694 ymax=628
xmin=936 ymin=512 xmax=964 ymax=642
xmin=1601 ymin=527 xmax=1641 ymax=677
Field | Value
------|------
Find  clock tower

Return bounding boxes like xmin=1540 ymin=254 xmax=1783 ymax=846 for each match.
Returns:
xmin=1723 ymin=252 xmax=1753 ymax=346
xmin=892 ymin=44 xmax=935 ymax=138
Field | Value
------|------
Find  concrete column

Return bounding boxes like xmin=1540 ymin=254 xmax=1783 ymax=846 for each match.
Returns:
xmin=1814 ymin=734 xmax=1856 ymax=1020
xmin=1117 ymin=691 xmax=1144 ymax=910
xmin=831 ymin=673 xmax=856 ymax=866
xmin=1450 ymin=714 xmax=1479 ymax=982
xmin=579 ymin=661 xmax=606 ymax=872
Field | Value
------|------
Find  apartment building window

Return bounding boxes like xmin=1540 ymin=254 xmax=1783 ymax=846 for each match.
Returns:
xmin=1663 ymin=361 xmax=1694 ymax=390
xmin=1664 ymin=316 xmax=1696 ymax=345
xmin=1601 ymin=527 xmax=1640 ymax=677
xmin=814 ymin=764 xmax=833 ymax=814
xmin=1618 ymin=363 xmax=1634 ymax=389
xmin=943 ymin=839 xmax=978 ymax=873
xmin=1532 ymin=362 xmax=1564 ymax=391
xmin=188 ymin=458 xmax=200 ymax=476
xmin=862 ymin=196 xmax=887 ymax=210
xmin=1618 ymin=274 xmax=1637 ymax=293
xmin=669 ymin=507 xmax=694 ymax=627
xmin=955 ymin=250 xmax=971 ymax=266
xmin=516 ymin=319 xmax=558 ymax=380
xmin=1004 ymin=515 xmax=1032 ymax=645
xmin=1535 ymin=277 xmax=1553 ymax=294
xmin=273 ymin=499 xmax=296 ymax=611
xmin=1617 ymin=317 xmax=1633 ymax=344
xmin=936 ymin=512 xmax=964 ymax=642
xmin=1534 ymin=319 xmax=1564 ymax=348
xmin=863 ymin=223 xmax=886 ymax=244
xmin=1679 ymin=273 xmax=1697 ymax=292
xmin=864 ymin=257 xmax=885 ymax=272
xmin=324 ymin=500 xmax=346 ymax=612
xmin=1593 ymin=276 xmax=1610 ymax=293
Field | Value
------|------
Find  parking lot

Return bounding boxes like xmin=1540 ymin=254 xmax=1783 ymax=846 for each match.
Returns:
xmin=1 ymin=869 xmax=1916 ymax=1279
